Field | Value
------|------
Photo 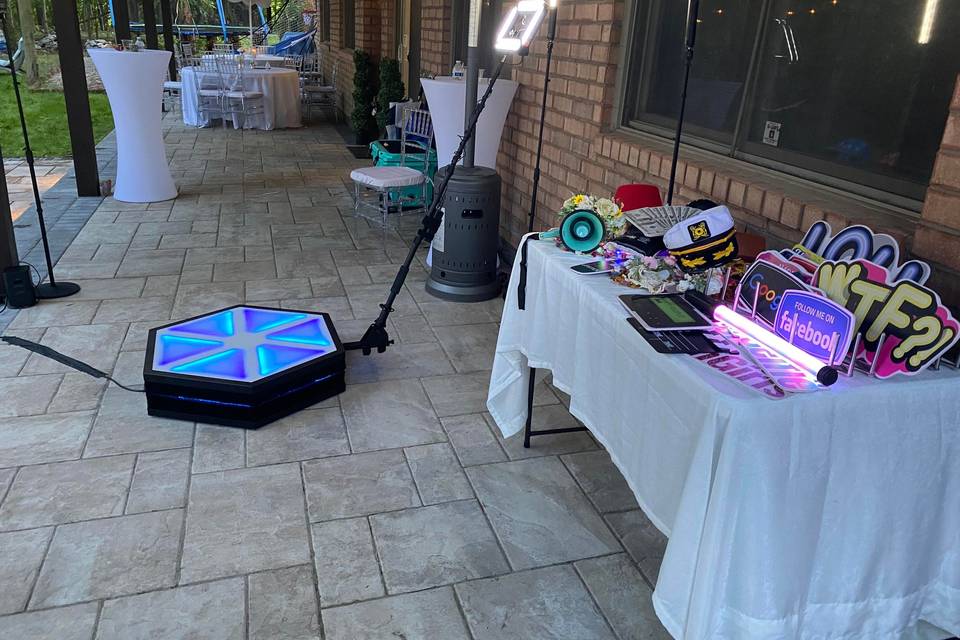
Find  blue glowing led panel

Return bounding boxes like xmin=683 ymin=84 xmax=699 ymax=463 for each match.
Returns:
xmin=152 ymin=306 xmax=336 ymax=382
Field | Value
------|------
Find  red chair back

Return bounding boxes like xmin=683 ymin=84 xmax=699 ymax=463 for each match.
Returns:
xmin=614 ymin=184 xmax=663 ymax=211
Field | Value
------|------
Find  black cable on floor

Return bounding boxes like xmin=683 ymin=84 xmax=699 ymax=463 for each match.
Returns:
xmin=0 ymin=335 xmax=146 ymax=393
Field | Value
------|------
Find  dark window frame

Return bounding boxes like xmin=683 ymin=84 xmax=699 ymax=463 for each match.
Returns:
xmin=342 ymin=0 xmax=355 ymax=49
xmin=620 ymin=0 xmax=955 ymax=210
xmin=322 ymin=0 xmax=331 ymax=42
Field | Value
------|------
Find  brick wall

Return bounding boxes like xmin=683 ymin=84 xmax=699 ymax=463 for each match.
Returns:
xmin=315 ymin=0 xmax=398 ymax=120
xmin=420 ymin=0 xmax=451 ymax=76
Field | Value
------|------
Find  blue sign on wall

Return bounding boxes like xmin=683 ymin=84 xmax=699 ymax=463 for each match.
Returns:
xmin=774 ymin=290 xmax=855 ymax=365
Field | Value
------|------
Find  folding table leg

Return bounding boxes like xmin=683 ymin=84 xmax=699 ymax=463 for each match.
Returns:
xmin=522 ymin=366 xmax=587 ymax=448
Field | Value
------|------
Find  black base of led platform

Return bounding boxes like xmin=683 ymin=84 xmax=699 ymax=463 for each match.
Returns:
xmin=144 ymin=367 xmax=345 ymax=429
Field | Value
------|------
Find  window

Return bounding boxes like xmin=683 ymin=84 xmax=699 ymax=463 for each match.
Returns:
xmin=342 ymin=0 xmax=355 ymax=49
xmin=623 ymin=0 xmax=960 ymax=205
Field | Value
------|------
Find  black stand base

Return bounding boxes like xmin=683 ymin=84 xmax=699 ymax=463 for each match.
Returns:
xmin=522 ymin=367 xmax=587 ymax=448
xmin=35 ymin=281 xmax=81 ymax=300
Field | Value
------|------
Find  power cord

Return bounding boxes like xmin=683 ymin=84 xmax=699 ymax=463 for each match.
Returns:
xmin=0 ymin=335 xmax=146 ymax=393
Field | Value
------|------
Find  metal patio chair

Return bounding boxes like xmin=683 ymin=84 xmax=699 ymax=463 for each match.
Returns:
xmin=350 ymin=108 xmax=435 ymax=228
xmin=216 ymin=54 xmax=265 ymax=129
xmin=302 ymin=59 xmax=340 ymax=122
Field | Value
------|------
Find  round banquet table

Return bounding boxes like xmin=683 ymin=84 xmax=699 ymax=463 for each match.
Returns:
xmin=420 ymin=76 xmax=518 ymax=170
xmin=87 ymin=48 xmax=177 ymax=203
xmin=180 ymin=66 xmax=302 ymax=130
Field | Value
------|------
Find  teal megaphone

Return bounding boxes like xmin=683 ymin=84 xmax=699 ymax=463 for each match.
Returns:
xmin=539 ymin=209 xmax=605 ymax=253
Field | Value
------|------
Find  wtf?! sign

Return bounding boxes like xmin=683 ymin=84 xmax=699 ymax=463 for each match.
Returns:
xmin=814 ymin=260 xmax=959 ymax=378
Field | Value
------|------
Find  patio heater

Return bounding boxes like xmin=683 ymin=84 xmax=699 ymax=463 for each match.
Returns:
xmin=424 ymin=0 xmax=506 ymax=301
xmin=0 ymin=0 xmax=81 ymax=300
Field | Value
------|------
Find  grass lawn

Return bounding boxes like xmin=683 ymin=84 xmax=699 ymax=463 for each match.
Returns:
xmin=1 ymin=74 xmax=114 ymax=158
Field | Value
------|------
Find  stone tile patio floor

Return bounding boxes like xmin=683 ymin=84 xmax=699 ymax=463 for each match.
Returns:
xmin=0 ymin=115 xmax=671 ymax=639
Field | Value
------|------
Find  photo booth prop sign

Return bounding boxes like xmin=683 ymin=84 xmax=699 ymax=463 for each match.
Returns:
xmin=774 ymin=291 xmax=855 ymax=366
xmin=737 ymin=259 xmax=812 ymax=326
xmin=791 ymin=221 xmax=931 ymax=284
xmin=814 ymin=259 xmax=959 ymax=378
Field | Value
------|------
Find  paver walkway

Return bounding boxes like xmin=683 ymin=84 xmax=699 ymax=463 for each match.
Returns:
xmin=0 ymin=114 xmax=670 ymax=639
xmin=3 ymin=159 xmax=73 ymax=224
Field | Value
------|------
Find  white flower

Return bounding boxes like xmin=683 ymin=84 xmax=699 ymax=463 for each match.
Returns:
xmin=595 ymin=198 xmax=621 ymax=220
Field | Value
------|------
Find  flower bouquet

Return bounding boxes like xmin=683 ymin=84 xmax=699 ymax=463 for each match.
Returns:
xmin=612 ymin=252 xmax=722 ymax=295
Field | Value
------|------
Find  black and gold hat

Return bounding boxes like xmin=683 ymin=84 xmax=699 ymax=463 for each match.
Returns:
xmin=663 ymin=205 xmax=739 ymax=271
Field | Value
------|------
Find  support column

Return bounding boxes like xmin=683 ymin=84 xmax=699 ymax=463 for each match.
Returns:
xmin=52 ymin=0 xmax=101 ymax=197
xmin=143 ymin=0 xmax=159 ymax=49
xmin=159 ymin=0 xmax=176 ymax=78
xmin=113 ymin=0 xmax=131 ymax=42
xmin=0 ymin=145 xmax=20 ymax=285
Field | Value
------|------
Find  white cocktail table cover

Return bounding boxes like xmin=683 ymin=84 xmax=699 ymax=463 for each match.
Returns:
xmin=181 ymin=66 xmax=302 ymax=130
xmin=420 ymin=76 xmax=518 ymax=169
xmin=487 ymin=236 xmax=960 ymax=640
xmin=88 ymin=48 xmax=177 ymax=203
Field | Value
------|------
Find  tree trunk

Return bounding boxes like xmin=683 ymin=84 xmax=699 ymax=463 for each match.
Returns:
xmin=16 ymin=0 xmax=39 ymax=85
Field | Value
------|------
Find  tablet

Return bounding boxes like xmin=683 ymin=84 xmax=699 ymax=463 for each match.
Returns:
xmin=618 ymin=293 xmax=714 ymax=332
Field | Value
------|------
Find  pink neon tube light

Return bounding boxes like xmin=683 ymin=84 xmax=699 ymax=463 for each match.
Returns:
xmin=713 ymin=304 xmax=838 ymax=386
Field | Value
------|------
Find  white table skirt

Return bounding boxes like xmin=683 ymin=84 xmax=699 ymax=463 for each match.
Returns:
xmin=487 ymin=236 xmax=960 ymax=640
xmin=180 ymin=67 xmax=302 ymax=130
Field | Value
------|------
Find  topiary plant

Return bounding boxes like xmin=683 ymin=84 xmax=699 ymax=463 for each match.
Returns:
xmin=351 ymin=49 xmax=378 ymax=143
xmin=376 ymin=58 xmax=406 ymax=131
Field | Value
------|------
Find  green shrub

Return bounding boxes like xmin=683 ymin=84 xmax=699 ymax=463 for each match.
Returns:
xmin=375 ymin=58 xmax=405 ymax=131
xmin=350 ymin=49 xmax=377 ymax=141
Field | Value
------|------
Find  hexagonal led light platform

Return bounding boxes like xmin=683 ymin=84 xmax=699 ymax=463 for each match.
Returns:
xmin=144 ymin=305 xmax=345 ymax=428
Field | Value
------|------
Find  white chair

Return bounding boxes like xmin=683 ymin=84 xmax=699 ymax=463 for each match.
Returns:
xmin=162 ymin=68 xmax=183 ymax=113
xmin=213 ymin=43 xmax=234 ymax=54
xmin=350 ymin=108 xmax=434 ymax=228
xmin=282 ymin=55 xmax=303 ymax=71
xmin=216 ymin=54 xmax=265 ymax=129
xmin=302 ymin=59 xmax=339 ymax=122
xmin=300 ymin=52 xmax=323 ymax=81
xmin=193 ymin=55 xmax=226 ymax=127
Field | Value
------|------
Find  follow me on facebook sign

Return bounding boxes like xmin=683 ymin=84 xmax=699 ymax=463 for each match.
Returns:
xmin=774 ymin=290 xmax=855 ymax=366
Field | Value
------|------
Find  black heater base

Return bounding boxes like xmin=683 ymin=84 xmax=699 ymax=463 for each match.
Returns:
xmin=426 ymin=166 xmax=502 ymax=302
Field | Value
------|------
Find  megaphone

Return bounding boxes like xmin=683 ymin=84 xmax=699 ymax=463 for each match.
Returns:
xmin=539 ymin=209 xmax=605 ymax=253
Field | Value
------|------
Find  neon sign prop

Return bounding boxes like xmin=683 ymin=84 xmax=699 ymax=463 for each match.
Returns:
xmin=774 ymin=290 xmax=855 ymax=366
xmin=714 ymin=304 xmax=838 ymax=387
xmin=813 ymin=259 xmax=959 ymax=378
xmin=737 ymin=260 xmax=812 ymax=326
xmin=790 ymin=222 xmax=930 ymax=284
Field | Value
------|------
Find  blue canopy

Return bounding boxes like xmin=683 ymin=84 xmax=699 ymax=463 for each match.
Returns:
xmin=273 ymin=30 xmax=317 ymax=57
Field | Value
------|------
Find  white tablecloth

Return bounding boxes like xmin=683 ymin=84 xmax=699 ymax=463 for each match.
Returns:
xmin=180 ymin=66 xmax=302 ymax=130
xmin=420 ymin=76 xmax=518 ymax=169
xmin=487 ymin=236 xmax=960 ymax=640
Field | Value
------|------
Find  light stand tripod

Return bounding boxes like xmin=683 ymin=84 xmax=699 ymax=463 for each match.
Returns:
xmin=516 ymin=0 xmax=557 ymax=312
xmin=666 ymin=0 xmax=701 ymax=205
xmin=0 ymin=0 xmax=81 ymax=299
